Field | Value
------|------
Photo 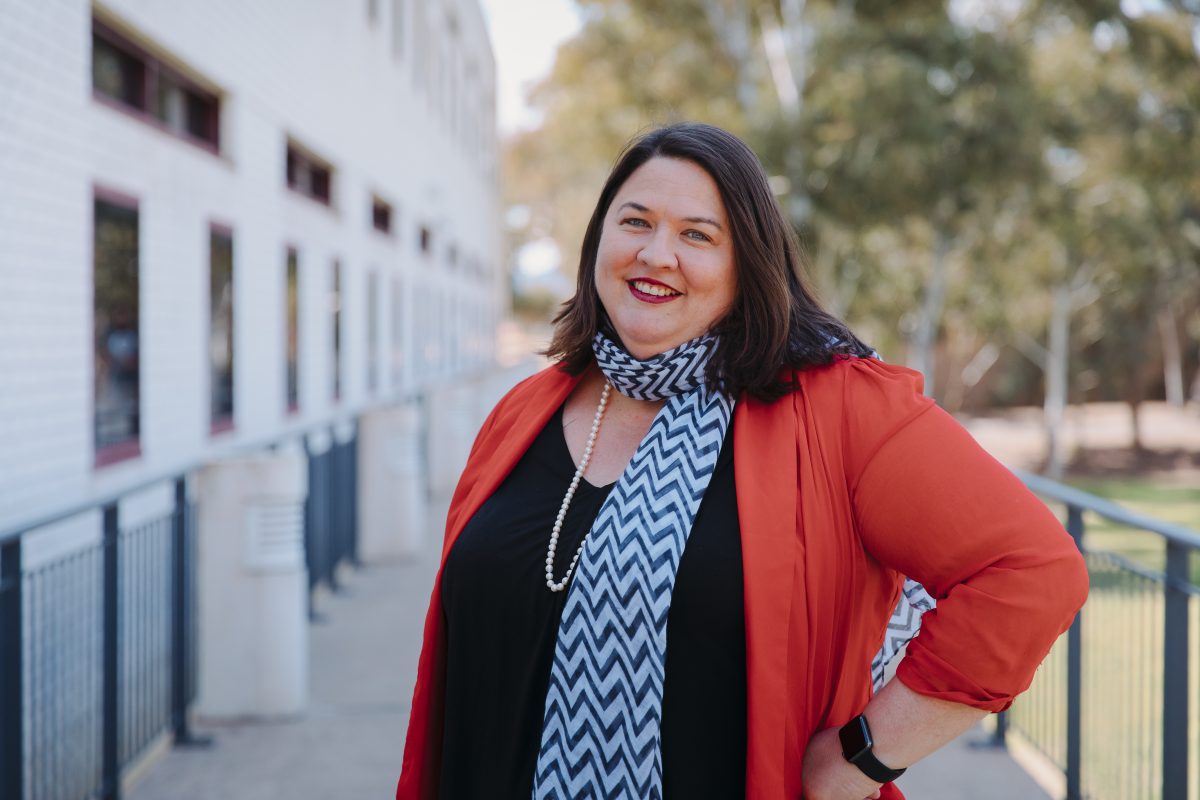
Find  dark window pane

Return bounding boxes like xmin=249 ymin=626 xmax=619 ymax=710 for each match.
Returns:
xmin=210 ymin=230 xmax=234 ymax=425
xmin=372 ymin=198 xmax=392 ymax=233
xmin=311 ymin=166 xmax=331 ymax=203
xmin=155 ymin=72 xmax=187 ymax=131
xmin=332 ymin=261 xmax=342 ymax=401
xmin=94 ymin=197 xmax=140 ymax=451
xmin=286 ymin=251 xmax=299 ymax=411
xmin=286 ymin=144 xmax=333 ymax=204
xmin=287 ymin=148 xmax=300 ymax=189
xmin=92 ymin=33 xmax=145 ymax=110
xmin=185 ymin=89 xmax=218 ymax=144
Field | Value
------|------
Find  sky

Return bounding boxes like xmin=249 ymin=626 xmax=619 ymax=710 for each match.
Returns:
xmin=479 ymin=0 xmax=583 ymax=135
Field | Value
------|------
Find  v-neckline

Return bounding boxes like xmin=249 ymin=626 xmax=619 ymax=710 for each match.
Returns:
xmin=555 ymin=403 xmax=618 ymax=492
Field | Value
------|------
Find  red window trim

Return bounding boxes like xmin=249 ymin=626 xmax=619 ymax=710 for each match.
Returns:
xmin=94 ymin=183 xmax=140 ymax=211
xmin=95 ymin=440 xmax=143 ymax=468
xmin=92 ymin=17 xmax=221 ymax=155
xmin=284 ymin=244 xmax=301 ymax=417
xmin=286 ymin=141 xmax=334 ymax=207
xmin=209 ymin=221 xmax=235 ymax=436
xmin=92 ymin=185 xmax=142 ymax=471
xmin=210 ymin=219 xmax=235 ymax=237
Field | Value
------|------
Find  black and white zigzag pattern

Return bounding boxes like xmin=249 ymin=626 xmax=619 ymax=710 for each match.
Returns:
xmin=871 ymin=578 xmax=937 ymax=690
xmin=532 ymin=334 xmax=732 ymax=800
xmin=591 ymin=332 xmax=715 ymax=401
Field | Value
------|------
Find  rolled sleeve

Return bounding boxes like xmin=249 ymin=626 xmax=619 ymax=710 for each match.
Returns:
xmin=847 ymin=374 xmax=1089 ymax=712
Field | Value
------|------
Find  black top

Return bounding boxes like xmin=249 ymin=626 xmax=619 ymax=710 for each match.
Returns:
xmin=439 ymin=403 xmax=746 ymax=799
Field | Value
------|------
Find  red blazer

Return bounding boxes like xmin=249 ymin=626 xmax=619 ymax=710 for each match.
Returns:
xmin=396 ymin=357 xmax=1089 ymax=799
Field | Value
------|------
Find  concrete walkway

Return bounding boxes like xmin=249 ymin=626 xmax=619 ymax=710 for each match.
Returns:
xmin=128 ymin=517 xmax=1052 ymax=800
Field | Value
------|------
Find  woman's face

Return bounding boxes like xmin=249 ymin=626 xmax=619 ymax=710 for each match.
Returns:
xmin=594 ymin=157 xmax=737 ymax=360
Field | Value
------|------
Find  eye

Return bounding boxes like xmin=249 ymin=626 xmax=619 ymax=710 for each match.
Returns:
xmin=684 ymin=229 xmax=713 ymax=243
xmin=620 ymin=217 xmax=650 ymax=228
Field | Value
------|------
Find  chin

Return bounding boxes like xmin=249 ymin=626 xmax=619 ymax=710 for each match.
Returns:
xmin=618 ymin=331 xmax=692 ymax=360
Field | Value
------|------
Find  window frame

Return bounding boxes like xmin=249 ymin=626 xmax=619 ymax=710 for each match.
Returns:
xmin=285 ymin=246 xmax=301 ymax=416
xmin=286 ymin=141 xmax=334 ymax=207
xmin=209 ymin=221 xmax=236 ymax=435
xmin=91 ymin=16 xmax=221 ymax=154
xmin=371 ymin=195 xmax=394 ymax=235
xmin=92 ymin=185 xmax=143 ymax=469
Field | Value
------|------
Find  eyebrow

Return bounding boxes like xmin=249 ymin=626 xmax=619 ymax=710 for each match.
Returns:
xmin=617 ymin=201 xmax=724 ymax=231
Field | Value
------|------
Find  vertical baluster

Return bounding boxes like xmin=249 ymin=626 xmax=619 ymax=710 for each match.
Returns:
xmin=101 ymin=504 xmax=120 ymax=800
xmin=1065 ymin=505 xmax=1084 ymax=800
xmin=0 ymin=538 xmax=23 ymax=800
xmin=1164 ymin=540 xmax=1189 ymax=799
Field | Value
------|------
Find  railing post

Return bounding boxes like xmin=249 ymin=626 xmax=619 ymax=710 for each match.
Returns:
xmin=0 ymin=538 xmax=23 ymax=800
xmin=1065 ymin=505 xmax=1084 ymax=800
xmin=348 ymin=421 xmax=360 ymax=566
xmin=989 ymin=708 xmax=1008 ymax=747
xmin=1164 ymin=540 xmax=1190 ymax=798
xmin=102 ymin=504 xmax=121 ymax=800
xmin=170 ymin=476 xmax=211 ymax=750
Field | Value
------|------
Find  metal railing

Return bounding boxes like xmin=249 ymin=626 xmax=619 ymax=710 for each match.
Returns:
xmin=0 ymin=420 xmax=361 ymax=800
xmin=996 ymin=470 xmax=1200 ymax=800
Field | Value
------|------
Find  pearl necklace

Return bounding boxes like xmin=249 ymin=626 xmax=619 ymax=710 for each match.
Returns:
xmin=546 ymin=382 xmax=611 ymax=592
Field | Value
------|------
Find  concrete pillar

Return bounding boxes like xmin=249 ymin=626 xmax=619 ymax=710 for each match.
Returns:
xmin=358 ymin=402 xmax=427 ymax=559
xmin=195 ymin=451 xmax=308 ymax=719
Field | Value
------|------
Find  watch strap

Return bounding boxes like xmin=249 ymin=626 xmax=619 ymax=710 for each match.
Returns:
xmin=838 ymin=714 xmax=907 ymax=783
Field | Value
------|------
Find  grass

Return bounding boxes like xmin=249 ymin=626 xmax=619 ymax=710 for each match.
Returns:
xmin=1008 ymin=474 xmax=1200 ymax=799
xmin=1061 ymin=477 xmax=1200 ymax=580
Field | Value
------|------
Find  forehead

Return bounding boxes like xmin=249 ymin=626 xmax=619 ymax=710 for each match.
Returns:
xmin=612 ymin=157 xmax=727 ymax=220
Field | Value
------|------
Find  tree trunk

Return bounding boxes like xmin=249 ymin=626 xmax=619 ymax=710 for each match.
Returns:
xmin=1044 ymin=283 xmax=1071 ymax=480
xmin=1158 ymin=306 xmax=1185 ymax=407
xmin=909 ymin=227 xmax=951 ymax=398
xmin=703 ymin=0 xmax=758 ymax=114
xmin=1128 ymin=398 xmax=1144 ymax=453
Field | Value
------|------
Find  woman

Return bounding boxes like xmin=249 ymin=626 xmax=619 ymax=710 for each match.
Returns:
xmin=396 ymin=123 xmax=1088 ymax=800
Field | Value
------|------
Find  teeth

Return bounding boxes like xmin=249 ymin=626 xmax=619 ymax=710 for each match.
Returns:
xmin=632 ymin=280 xmax=680 ymax=297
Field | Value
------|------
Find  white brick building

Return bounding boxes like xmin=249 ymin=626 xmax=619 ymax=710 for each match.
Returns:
xmin=0 ymin=0 xmax=502 ymax=533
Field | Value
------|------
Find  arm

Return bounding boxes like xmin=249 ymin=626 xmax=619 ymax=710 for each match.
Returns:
xmin=803 ymin=360 xmax=1088 ymax=798
xmin=802 ymin=678 xmax=985 ymax=799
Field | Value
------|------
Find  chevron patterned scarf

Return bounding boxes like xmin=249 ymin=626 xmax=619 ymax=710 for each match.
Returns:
xmin=532 ymin=331 xmax=735 ymax=799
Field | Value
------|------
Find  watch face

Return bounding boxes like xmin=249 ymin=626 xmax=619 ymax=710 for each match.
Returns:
xmin=839 ymin=715 xmax=873 ymax=761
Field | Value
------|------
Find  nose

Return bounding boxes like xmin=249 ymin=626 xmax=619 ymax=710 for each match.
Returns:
xmin=637 ymin=227 xmax=678 ymax=270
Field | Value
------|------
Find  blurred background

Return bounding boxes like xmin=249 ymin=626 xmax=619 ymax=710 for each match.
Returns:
xmin=0 ymin=0 xmax=1197 ymax=799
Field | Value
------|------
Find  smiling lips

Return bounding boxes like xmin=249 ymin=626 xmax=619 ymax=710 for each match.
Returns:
xmin=628 ymin=279 xmax=682 ymax=304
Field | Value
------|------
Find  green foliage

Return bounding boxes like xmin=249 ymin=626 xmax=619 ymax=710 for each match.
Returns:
xmin=503 ymin=0 xmax=1200 ymax=411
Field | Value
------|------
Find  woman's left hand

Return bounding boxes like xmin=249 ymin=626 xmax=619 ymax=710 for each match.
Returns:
xmin=800 ymin=727 xmax=884 ymax=800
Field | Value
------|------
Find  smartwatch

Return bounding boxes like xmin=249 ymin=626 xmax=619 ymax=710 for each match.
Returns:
xmin=838 ymin=713 xmax=907 ymax=783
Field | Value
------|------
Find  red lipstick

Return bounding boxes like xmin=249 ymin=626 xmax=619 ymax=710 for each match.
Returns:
xmin=627 ymin=278 xmax=682 ymax=304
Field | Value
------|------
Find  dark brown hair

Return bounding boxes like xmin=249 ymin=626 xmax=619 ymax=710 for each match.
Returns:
xmin=544 ymin=122 xmax=873 ymax=401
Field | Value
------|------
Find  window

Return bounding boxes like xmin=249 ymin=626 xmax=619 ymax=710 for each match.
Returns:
xmin=286 ymin=249 xmax=300 ymax=413
xmin=91 ymin=17 xmax=220 ymax=150
xmin=210 ymin=227 xmax=234 ymax=431
xmin=372 ymin=195 xmax=393 ymax=234
xmin=286 ymin=142 xmax=333 ymax=205
xmin=331 ymin=261 xmax=343 ymax=402
xmin=93 ymin=192 xmax=141 ymax=464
